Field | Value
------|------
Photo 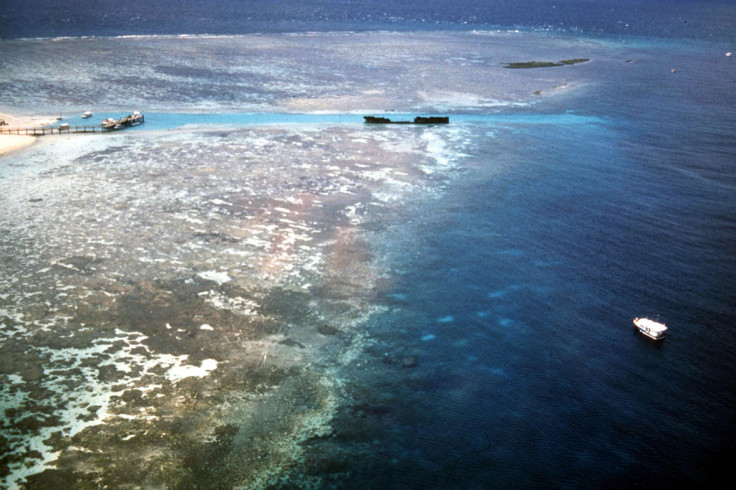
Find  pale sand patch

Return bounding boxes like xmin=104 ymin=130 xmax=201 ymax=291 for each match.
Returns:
xmin=0 ymin=135 xmax=37 ymax=156
xmin=0 ymin=112 xmax=57 ymax=129
xmin=278 ymin=94 xmax=401 ymax=113
xmin=0 ymin=112 xmax=57 ymax=156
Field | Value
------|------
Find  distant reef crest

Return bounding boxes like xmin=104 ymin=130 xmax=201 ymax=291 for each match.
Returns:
xmin=504 ymin=58 xmax=590 ymax=69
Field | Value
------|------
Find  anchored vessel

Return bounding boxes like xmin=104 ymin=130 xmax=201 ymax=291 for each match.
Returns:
xmin=633 ymin=317 xmax=668 ymax=340
xmin=102 ymin=111 xmax=144 ymax=131
xmin=364 ymin=115 xmax=449 ymax=125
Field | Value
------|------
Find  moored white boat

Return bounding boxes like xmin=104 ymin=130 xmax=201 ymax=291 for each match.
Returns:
xmin=633 ymin=317 xmax=668 ymax=340
xmin=100 ymin=111 xmax=144 ymax=131
xmin=128 ymin=111 xmax=143 ymax=125
xmin=82 ymin=111 xmax=93 ymax=118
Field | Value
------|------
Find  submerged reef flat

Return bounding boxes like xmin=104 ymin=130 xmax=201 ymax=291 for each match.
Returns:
xmin=0 ymin=122 xmax=479 ymax=487
xmin=0 ymin=32 xmax=609 ymax=114
xmin=0 ymin=30 xmax=619 ymax=487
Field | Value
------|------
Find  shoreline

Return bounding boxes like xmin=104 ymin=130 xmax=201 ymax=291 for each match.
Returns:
xmin=0 ymin=112 xmax=56 ymax=156
xmin=0 ymin=135 xmax=37 ymax=156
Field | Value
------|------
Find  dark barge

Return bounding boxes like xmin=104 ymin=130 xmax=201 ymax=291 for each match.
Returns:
xmin=364 ymin=116 xmax=449 ymax=125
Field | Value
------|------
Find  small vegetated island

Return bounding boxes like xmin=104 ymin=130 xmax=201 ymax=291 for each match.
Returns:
xmin=504 ymin=58 xmax=590 ymax=68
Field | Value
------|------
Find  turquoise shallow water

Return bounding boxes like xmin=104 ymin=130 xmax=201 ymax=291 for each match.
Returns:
xmin=50 ymin=111 xmax=606 ymax=131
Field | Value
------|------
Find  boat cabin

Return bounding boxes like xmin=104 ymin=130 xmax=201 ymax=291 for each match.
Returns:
xmin=633 ymin=317 xmax=667 ymax=340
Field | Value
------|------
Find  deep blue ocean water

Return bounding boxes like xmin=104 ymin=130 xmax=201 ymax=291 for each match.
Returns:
xmin=2 ymin=0 xmax=736 ymax=41
xmin=2 ymin=1 xmax=736 ymax=488
xmin=352 ymin=38 xmax=736 ymax=486
xmin=357 ymin=95 xmax=736 ymax=486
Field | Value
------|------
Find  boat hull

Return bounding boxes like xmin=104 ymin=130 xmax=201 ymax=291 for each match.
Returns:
xmin=636 ymin=327 xmax=666 ymax=340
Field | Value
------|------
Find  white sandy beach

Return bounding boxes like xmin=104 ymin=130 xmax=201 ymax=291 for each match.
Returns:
xmin=0 ymin=112 xmax=56 ymax=156
xmin=0 ymin=135 xmax=37 ymax=156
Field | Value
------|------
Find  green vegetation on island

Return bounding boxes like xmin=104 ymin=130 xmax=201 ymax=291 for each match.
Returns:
xmin=504 ymin=58 xmax=590 ymax=69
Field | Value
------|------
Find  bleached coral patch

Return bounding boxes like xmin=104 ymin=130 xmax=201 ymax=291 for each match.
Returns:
xmin=197 ymin=270 xmax=232 ymax=285
xmin=166 ymin=357 xmax=219 ymax=382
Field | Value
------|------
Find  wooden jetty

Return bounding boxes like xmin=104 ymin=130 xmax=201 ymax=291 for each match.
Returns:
xmin=0 ymin=112 xmax=144 ymax=136
xmin=0 ymin=125 xmax=103 ymax=136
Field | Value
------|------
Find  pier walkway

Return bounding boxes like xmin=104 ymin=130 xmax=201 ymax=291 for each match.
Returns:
xmin=0 ymin=112 xmax=144 ymax=136
xmin=0 ymin=125 xmax=103 ymax=136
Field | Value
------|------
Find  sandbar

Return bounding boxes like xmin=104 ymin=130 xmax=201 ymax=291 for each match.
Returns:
xmin=0 ymin=112 xmax=56 ymax=156
xmin=0 ymin=134 xmax=37 ymax=156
